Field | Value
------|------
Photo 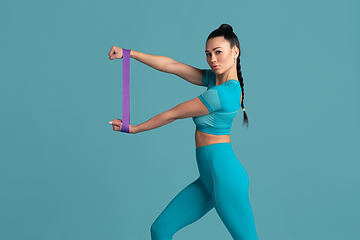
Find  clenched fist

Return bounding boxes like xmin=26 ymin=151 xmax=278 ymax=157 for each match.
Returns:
xmin=109 ymin=119 xmax=135 ymax=134
xmin=108 ymin=46 xmax=124 ymax=60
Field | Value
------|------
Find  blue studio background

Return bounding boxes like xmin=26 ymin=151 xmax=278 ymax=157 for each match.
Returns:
xmin=1 ymin=0 xmax=359 ymax=239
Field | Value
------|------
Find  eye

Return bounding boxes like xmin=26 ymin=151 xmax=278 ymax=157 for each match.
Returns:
xmin=206 ymin=53 xmax=211 ymax=57
xmin=216 ymin=51 xmax=222 ymax=54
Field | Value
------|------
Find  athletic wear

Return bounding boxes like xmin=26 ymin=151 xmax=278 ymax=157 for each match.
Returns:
xmin=150 ymin=70 xmax=258 ymax=240
xmin=151 ymin=143 xmax=258 ymax=240
xmin=192 ymin=69 xmax=241 ymax=135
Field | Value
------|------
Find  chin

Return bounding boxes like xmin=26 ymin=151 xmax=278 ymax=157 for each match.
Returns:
xmin=212 ymin=69 xmax=224 ymax=75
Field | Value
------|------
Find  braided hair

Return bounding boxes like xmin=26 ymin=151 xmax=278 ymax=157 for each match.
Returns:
xmin=207 ymin=24 xmax=249 ymax=127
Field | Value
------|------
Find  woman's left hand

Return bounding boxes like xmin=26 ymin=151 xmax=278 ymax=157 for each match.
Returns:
xmin=109 ymin=119 xmax=134 ymax=133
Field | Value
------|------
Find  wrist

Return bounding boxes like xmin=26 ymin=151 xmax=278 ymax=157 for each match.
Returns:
xmin=130 ymin=49 xmax=135 ymax=58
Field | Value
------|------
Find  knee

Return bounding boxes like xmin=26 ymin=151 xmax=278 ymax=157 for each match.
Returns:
xmin=150 ymin=221 xmax=157 ymax=236
xmin=150 ymin=221 xmax=167 ymax=240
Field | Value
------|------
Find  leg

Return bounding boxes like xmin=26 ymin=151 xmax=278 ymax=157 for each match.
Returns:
xmin=212 ymin=167 xmax=258 ymax=240
xmin=151 ymin=177 xmax=214 ymax=240
xmin=197 ymin=143 xmax=259 ymax=240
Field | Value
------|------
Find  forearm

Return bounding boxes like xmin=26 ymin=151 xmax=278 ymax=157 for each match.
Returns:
xmin=130 ymin=50 xmax=176 ymax=73
xmin=132 ymin=110 xmax=176 ymax=134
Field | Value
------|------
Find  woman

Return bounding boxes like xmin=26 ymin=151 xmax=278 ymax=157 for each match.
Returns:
xmin=108 ymin=24 xmax=259 ymax=240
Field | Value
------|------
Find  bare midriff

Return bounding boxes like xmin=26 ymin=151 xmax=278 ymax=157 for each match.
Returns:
xmin=195 ymin=129 xmax=231 ymax=148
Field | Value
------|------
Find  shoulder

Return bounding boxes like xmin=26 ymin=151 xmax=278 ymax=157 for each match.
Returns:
xmin=202 ymin=69 xmax=216 ymax=88
xmin=212 ymin=80 xmax=240 ymax=91
xmin=213 ymin=80 xmax=241 ymax=105
xmin=202 ymin=69 xmax=215 ymax=78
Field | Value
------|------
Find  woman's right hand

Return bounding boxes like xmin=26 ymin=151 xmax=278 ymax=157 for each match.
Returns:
xmin=108 ymin=46 xmax=124 ymax=60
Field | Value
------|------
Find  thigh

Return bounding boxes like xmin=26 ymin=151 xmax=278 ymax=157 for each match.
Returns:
xmin=209 ymin=145 xmax=258 ymax=240
xmin=214 ymin=178 xmax=258 ymax=240
xmin=151 ymin=177 xmax=214 ymax=240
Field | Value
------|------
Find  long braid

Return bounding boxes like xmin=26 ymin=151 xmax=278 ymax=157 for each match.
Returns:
xmin=236 ymin=56 xmax=249 ymax=126
xmin=208 ymin=23 xmax=249 ymax=127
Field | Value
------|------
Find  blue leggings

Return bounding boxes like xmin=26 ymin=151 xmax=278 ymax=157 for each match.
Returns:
xmin=151 ymin=143 xmax=258 ymax=240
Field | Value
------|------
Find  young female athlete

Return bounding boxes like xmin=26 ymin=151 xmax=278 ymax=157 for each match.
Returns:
xmin=108 ymin=24 xmax=259 ymax=240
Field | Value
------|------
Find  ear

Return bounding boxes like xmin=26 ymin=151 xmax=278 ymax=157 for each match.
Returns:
xmin=232 ymin=46 xmax=239 ymax=59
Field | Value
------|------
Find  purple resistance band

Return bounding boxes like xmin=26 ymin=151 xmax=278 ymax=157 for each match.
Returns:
xmin=120 ymin=49 xmax=130 ymax=133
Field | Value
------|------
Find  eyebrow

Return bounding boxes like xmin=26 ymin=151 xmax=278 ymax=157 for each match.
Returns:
xmin=205 ymin=47 xmax=222 ymax=53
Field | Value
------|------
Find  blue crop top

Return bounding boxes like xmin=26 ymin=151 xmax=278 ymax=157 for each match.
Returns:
xmin=192 ymin=69 xmax=241 ymax=135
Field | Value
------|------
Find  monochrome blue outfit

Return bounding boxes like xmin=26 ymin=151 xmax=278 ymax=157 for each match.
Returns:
xmin=151 ymin=70 xmax=259 ymax=240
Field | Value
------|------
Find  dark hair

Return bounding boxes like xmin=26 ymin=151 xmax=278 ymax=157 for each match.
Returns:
xmin=207 ymin=24 xmax=249 ymax=127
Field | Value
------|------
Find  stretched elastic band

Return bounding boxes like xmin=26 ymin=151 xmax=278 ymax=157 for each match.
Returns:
xmin=121 ymin=49 xmax=130 ymax=133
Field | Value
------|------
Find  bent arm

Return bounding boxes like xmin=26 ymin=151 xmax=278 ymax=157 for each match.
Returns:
xmin=131 ymin=50 xmax=203 ymax=86
xmin=132 ymin=97 xmax=209 ymax=134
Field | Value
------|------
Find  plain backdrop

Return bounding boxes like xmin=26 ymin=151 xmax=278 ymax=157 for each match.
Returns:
xmin=1 ymin=0 xmax=359 ymax=239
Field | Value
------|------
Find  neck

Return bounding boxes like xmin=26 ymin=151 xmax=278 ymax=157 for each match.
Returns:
xmin=216 ymin=65 xmax=238 ymax=85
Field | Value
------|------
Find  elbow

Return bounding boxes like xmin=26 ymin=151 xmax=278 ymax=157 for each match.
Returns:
xmin=165 ymin=108 xmax=181 ymax=121
xmin=163 ymin=58 xmax=177 ymax=74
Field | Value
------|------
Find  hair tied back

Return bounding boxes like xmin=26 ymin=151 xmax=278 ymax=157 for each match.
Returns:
xmin=208 ymin=23 xmax=249 ymax=127
xmin=219 ymin=24 xmax=233 ymax=32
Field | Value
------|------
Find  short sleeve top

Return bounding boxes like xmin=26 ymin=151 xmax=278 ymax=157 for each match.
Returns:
xmin=192 ymin=69 xmax=241 ymax=135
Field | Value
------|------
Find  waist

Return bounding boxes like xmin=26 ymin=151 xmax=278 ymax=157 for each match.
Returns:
xmin=195 ymin=129 xmax=231 ymax=148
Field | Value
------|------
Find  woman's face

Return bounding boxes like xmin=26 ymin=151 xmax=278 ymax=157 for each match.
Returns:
xmin=205 ymin=36 xmax=238 ymax=75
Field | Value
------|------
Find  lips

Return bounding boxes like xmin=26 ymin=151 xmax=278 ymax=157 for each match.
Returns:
xmin=212 ymin=65 xmax=219 ymax=69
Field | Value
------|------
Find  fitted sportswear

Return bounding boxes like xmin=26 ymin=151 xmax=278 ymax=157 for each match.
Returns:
xmin=151 ymin=143 xmax=259 ymax=240
xmin=150 ymin=69 xmax=258 ymax=240
xmin=192 ymin=69 xmax=241 ymax=135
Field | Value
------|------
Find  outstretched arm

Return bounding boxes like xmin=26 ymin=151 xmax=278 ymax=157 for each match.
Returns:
xmin=108 ymin=46 xmax=204 ymax=86
xmin=109 ymin=97 xmax=209 ymax=134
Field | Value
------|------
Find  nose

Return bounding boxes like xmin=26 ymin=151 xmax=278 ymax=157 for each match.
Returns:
xmin=211 ymin=54 xmax=217 ymax=63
